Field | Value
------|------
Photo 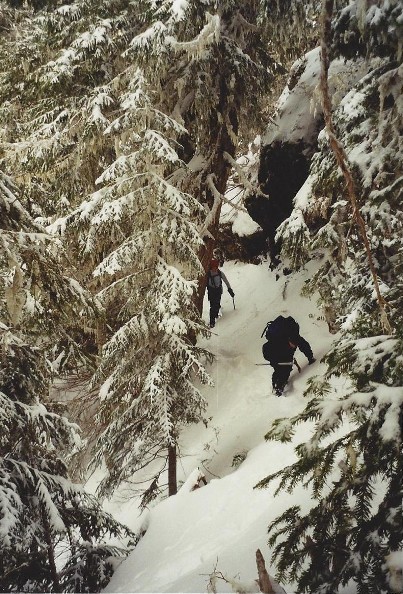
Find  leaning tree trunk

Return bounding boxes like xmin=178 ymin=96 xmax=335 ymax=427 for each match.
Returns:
xmin=194 ymin=80 xmax=240 ymax=315
xmin=41 ymin=503 xmax=62 ymax=592
xmin=320 ymin=0 xmax=391 ymax=334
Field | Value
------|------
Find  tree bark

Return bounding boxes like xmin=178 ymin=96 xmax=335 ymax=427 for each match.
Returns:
xmin=168 ymin=442 xmax=177 ymax=496
xmin=41 ymin=503 xmax=62 ymax=592
xmin=256 ymin=549 xmax=276 ymax=594
xmin=193 ymin=60 xmax=240 ymax=315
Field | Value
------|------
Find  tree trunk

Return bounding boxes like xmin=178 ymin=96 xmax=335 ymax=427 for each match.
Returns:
xmin=187 ymin=28 xmax=241 ymax=313
xmin=41 ymin=504 xmax=62 ymax=592
xmin=194 ymin=96 xmax=239 ymax=315
xmin=168 ymin=442 xmax=177 ymax=496
xmin=255 ymin=549 xmax=276 ymax=594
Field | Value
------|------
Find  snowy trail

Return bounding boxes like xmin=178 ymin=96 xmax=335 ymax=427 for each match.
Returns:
xmin=103 ymin=260 xmax=335 ymax=593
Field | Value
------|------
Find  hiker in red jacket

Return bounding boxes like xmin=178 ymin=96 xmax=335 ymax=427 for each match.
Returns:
xmin=206 ymin=259 xmax=234 ymax=328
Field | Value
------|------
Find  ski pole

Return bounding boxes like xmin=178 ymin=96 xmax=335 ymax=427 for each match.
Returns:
xmin=232 ymin=296 xmax=236 ymax=310
xmin=294 ymin=357 xmax=301 ymax=372
xmin=255 ymin=363 xmax=272 ymax=366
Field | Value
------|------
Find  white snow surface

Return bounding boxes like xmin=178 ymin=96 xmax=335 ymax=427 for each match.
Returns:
xmin=220 ymin=185 xmax=261 ymax=237
xmin=97 ymin=260 xmax=343 ymax=594
xmin=262 ymin=48 xmax=370 ymax=147
xmin=4 ymin=15 xmax=399 ymax=591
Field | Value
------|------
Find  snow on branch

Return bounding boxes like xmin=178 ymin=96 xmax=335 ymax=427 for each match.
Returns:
xmin=128 ymin=21 xmax=168 ymax=52
xmin=166 ymin=13 xmax=220 ymax=58
xmin=223 ymin=151 xmax=267 ymax=198
xmin=320 ymin=0 xmax=392 ymax=334
xmin=199 ymin=174 xmax=222 ymax=240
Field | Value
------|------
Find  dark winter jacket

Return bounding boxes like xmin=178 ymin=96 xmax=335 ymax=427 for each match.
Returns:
xmin=271 ymin=334 xmax=313 ymax=365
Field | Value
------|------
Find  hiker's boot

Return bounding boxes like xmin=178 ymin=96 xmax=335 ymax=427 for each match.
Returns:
xmin=273 ymin=382 xmax=286 ymax=396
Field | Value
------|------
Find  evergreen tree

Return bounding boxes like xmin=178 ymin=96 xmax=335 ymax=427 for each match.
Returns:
xmin=0 ymin=171 xmax=134 ymax=592
xmin=262 ymin=0 xmax=321 ymax=62
xmin=77 ymin=0 xmax=277 ymax=498
xmin=257 ymin=1 xmax=403 ymax=592
xmin=0 ymin=0 xmax=213 ymax=500
xmin=0 ymin=2 xmax=13 ymax=33
xmin=0 ymin=169 xmax=97 ymax=370
xmin=58 ymin=72 xmax=213 ymax=500
xmin=0 ymin=0 xmax=280 ymax=499
xmin=4 ymin=0 xmax=54 ymax=9
xmin=0 ymin=0 xmax=143 ymax=222
xmin=125 ymin=0 xmax=274 ymax=309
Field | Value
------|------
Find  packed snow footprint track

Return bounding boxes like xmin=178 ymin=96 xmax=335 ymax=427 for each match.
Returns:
xmin=102 ymin=260 xmax=335 ymax=593
xmin=203 ymin=261 xmax=325 ymax=395
xmin=191 ymin=261 xmax=331 ymax=483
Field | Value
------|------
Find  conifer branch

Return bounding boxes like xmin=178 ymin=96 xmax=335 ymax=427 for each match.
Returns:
xmin=223 ymin=151 xmax=269 ymax=199
xmin=320 ymin=0 xmax=392 ymax=335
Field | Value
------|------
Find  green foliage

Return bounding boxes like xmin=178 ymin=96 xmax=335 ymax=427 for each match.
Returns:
xmin=257 ymin=384 xmax=402 ymax=593
xmin=1 ymin=0 xmax=281 ymax=500
xmin=0 ymin=172 xmax=133 ymax=592
xmin=0 ymin=0 xmax=144 ymax=219
xmin=260 ymin=2 xmax=403 ymax=592
xmin=0 ymin=171 xmax=98 ymax=371
xmin=261 ymin=0 xmax=321 ymax=62
xmin=332 ymin=0 xmax=403 ymax=60
xmin=4 ymin=0 xmax=54 ymax=9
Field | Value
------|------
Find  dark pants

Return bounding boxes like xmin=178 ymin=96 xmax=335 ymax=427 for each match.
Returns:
xmin=270 ymin=335 xmax=313 ymax=390
xmin=208 ymin=287 xmax=222 ymax=325
xmin=272 ymin=363 xmax=293 ymax=391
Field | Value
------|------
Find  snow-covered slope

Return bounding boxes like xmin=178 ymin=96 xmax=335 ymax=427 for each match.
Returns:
xmin=100 ymin=260 xmax=336 ymax=593
xmin=262 ymin=47 xmax=370 ymax=148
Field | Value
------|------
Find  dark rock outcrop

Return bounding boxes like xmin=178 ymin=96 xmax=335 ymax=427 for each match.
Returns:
xmin=245 ymin=140 xmax=312 ymax=263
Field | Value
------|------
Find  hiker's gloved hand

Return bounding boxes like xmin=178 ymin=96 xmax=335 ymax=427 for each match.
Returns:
xmin=308 ymin=357 xmax=316 ymax=365
xmin=228 ymin=288 xmax=235 ymax=298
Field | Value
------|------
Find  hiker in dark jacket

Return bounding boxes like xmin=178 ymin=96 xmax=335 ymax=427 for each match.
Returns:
xmin=206 ymin=258 xmax=234 ymax=328
xmin=263 ymin=316 xmax=315 ymax=395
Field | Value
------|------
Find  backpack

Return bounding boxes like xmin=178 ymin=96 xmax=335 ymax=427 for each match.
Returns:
xmin=262 ymin=340 xmax=276 ymax=362
xmin=208 ymin=270 xmax=222 ymax=289
xmin=261 ymin=316 xmax=299 ymax=362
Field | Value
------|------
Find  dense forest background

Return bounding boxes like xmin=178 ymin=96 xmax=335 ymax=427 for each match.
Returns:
xmin=0 ymin=0 xmax=402 ymax=593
